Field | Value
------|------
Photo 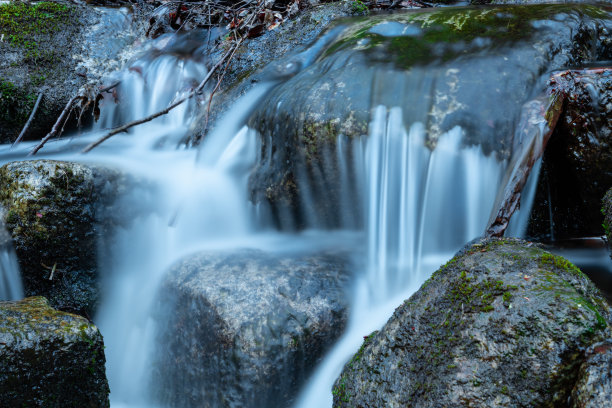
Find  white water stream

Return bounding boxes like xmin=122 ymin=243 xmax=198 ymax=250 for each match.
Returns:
xmin=0 ymin=241 xmax=23 ymax=301
xmin=0 ymin=28 xmax=548 ymax=408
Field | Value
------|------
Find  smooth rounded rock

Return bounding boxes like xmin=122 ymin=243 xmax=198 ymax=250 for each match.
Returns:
xmin=152 ymin=249 xmax=351 ymax=408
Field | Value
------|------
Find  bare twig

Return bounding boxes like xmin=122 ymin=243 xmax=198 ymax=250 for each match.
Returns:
xmin=82 ymin=41 xmax=243 ymax=153
xmin=29 ymin=95 xmax=82 ymax=156
xmin=12 ymin=91 xmax=44 ymax=147
xmin=99 ymin=81 xmax=120 ymax=93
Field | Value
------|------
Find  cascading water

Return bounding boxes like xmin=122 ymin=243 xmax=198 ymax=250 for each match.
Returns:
xmin=0 ymin=227 xmax=23 ymax=301
xmin=85 ymin=38 xmax=269 ymax=406
xmin=0 ymin=4 xmax=609 ymax=408
xmin=294 ymin=107 xmax=506 ymax=408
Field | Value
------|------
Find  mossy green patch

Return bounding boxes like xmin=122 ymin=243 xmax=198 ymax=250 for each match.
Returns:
xmin=0 ymin=1 xmax=74 ymax=63
xmin=0 ymin=79 xmax=37 ymax=127
xmin=324 ymin=4 xmax=608 ymax=69
xmin=539 ymin=253 xmax=585 ymax=278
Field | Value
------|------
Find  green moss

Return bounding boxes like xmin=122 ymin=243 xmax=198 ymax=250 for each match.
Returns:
xmin=332 ymin=374 xmax=350 ymax=405
xmin=324 ymin=4 xmax=607 ymax=69
xmin=0 ymin=1 xmax=73 ymax=63
xmin=449 ymin=270 xmax=516 ymax=314
xmin=0 ymin=79 xmax=36 ymax=126
xmin=539 ymin=253 xmax=585 ymax=278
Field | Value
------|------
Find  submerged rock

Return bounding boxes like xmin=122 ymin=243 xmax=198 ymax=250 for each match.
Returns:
xmin=0 ymin=296 xmax=109 ymax=407
xmin=0 ymin=160 xmax=123 ymax=316
xmin=246 ymin=5 xmax=612 ymax=229
xmin=528 ymin=68 xmax=612 ymax=240
xmin=332 ymin=238 xmax=610 ymax=408
xmin=153 ymin=249 xmax=351 ymax=408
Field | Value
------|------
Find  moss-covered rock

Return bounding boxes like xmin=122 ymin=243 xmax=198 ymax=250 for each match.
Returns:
xmin=333 ymin=238 xmax=611 ymax=407
xmin=0 ymin=1 xmax=142 ymax=144
xmin=246 ymin=5 xmax=612 ymax=229
xmin=0 ymin=296 xmax=109 ymax=407
xmin=152 ymin=249 xmax=351 ymax=408
xmin=0 ymin=160 xmax=122 ymax=316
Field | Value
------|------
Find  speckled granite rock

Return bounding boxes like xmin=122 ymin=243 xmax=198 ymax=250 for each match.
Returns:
xmin=604 ymin=188 xmax=612 ymax=258
xmin=572 ymin=339 xmax=612 ymax=408
xmin=153 ymin=249 xmax=351 ymax=408
xmin=0 ymin=296 xmax=109 ymax=407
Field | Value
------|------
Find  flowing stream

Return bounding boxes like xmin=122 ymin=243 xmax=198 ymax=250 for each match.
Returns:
xmin=0 ymin=4 xmax=610 ymax=407
xmin=0 ymin=229 xmax=23 ymax=301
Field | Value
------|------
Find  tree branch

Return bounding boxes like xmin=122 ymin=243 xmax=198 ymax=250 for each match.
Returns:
xmin=29 ymin=94 xmax=82 ymax=156
xmin=12 ymin=92 xmax=44 ymax=147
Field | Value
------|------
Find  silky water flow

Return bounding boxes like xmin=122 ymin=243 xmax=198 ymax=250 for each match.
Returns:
xmin=2 ymin=5 xmax=606 ymax=407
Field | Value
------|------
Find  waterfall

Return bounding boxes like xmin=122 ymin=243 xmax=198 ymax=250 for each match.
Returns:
xmin=294 ymin=106 xmax=506 ymax=408
xmin=4 ymin=5 xmax=595 ymax=407
xmin=0 ymin=228 xmax=23 ymax=301
xmin=85 ymin=42 xmax=268 ymax=406
xmin=365 ymin=106 xmax=503 ymax=300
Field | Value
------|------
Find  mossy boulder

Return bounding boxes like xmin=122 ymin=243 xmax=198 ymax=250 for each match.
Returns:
xmin=152 ymin=249 xmax=351 ymax=408
xmin=528 ymin=69 xmax=612 ymax=240
xmin=0 ymin=160 xmax=123 ymax=317
xmin=246 ymin=5 xmax=612 ymax=229
xmin=0 ymin=296 xmax=109 ymax=407
xmin=0 ymin=1 xmax=141 ymax=144
xmin=332 ymin=238 xmax=611 ymax=408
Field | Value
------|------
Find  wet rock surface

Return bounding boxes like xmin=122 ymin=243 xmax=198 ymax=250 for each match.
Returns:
xmin=246 ymin=5 xmax=612 ymax=229
xmin=571 ymin=339 xmax=612 ymax=408
xmin=332 ymin=238 xmax=611 ymax=408
xmin=153 ymin=249 xmax=351 ymax=408
xmin=0 ymin=160 xmax=124 ymax=316
xmin=0 ymin=296 xmax=109 ymax=408
xmin=0 ymin=1 xmax=143 ymax=144
xmin=528 ymin=68 xmax=612 ymax=240
xmin=194 ymin=2 xmax=355 ymax=141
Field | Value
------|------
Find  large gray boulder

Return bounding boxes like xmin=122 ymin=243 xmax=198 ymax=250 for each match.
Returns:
xmin=0 ymin=296 xmax=109 ymax=407
xmin=333 ymin=238 xmax=611 ymax=408
xmin=0 ymin=160 xmax=124 ymax=316
xmin=152 ymin=249 xmax=351 ymax=408
xmin=245 ymin=4 xmax=612 ymax=230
